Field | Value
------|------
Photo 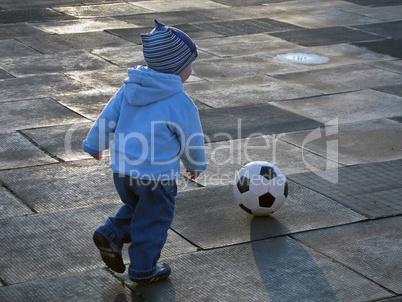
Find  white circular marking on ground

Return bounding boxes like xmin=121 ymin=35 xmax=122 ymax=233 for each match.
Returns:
xmin=276 ymin=53 xmax=329 ymax=64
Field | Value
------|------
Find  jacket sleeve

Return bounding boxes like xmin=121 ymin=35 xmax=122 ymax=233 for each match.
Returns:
xmin=179 ymin=107 xmax=207 ymax=173
xmin=82 ymin=88 xmax=123 ymax=155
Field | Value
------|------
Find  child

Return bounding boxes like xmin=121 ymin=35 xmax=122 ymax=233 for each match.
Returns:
xmin=82 ymin=19 xmax=207 ymax=285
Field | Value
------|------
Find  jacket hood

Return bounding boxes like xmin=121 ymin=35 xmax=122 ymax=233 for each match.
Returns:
xmin=123 ymin=66 xmax=183 ymax=106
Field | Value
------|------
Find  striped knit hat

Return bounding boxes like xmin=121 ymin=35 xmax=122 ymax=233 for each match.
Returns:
xmin=141 ymin=20 xmax=198 ymax=75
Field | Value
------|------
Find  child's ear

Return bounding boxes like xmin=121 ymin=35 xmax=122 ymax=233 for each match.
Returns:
xmin=179 ymin=65 xmax=192 ymax=84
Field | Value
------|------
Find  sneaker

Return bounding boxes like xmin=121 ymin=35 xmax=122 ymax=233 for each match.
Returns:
xmin=130 ymin=263 xmax=171 ymax=285
xmin=93 ymin=232 xmax=125 ymax=273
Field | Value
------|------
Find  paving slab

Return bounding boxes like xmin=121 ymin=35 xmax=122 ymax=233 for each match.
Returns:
xmin=0 ymin=7 xmax=74 ymax=24
xmin=90 ymin=45 xmax=145 ymax=68
xmin=31 ymin=17 xmax=137 ymax=34
xmin=171 ymin=182 xmax=365 ymax=249
xmin=195 ymin=18 xmax=303 ymax=36
xmin=281 ymin=119 xmax=402 ymax=167
xmin=14 ymin=33 xmax=79 ymax=54
xmin=213 ymin=0 xmax=287 ymax=5
xmin=353 ymin=20 xmax=402 ymax=38
xmin=270 ymin=43 xmax=396 ymax=70
xmin=271 ymin=64 xmax=402 ymax=94
xmin=294 ymin=216 xmax=402 ymax=294
xmin=0 ymin=23 xmax=48 ymax=40
xmin=0 ymin=74 xmax=93 ymax=102
xmin=0 ymin=99 xmax=88 ymax=132
xmin=368 ymin=59 xmax=402 ymax=74
xmin=264 ymin=8 xmax=382 ymax=28
xmin=168 ymin=23 xmax=224 ymax=40
xmin=353 ymin=38 xmax=402 ymax=59
xmin=114 ymin=9 xmax=217 ymax=26
xmin=194 ymin=54 xmax=307 ymax=81
xmin=0 ymin=205 xmax=113 ymax=284
xmin=0 ymin=132 xmax=58 ymax=170
xmin=390 ymin=116 xmax=402 ymax=123
xmin=289 ymin=159 xmax=402 ymax=218
xmin=57 ymin=31 xmax=136 ymax=51
xmin=131 ymin=0 xmax=229 ymax=13
xmin=196 ymin=33 xmax=300 ymax=57
xmin=188 ymin=5 xmax=277 ymax=22
xmin=0 ymin=68 xmax=13 ymax=80
xmin=56 ymin=90 xmax=111 ymax=120
xmin=17 ymin=31 xmax=133 ymax=54
xmin=186 ymin=75 xmax=322 ymax=107
xmin=53 ymin=3 xmax=151 ymax=18
xmin=66 ymin=68 xmax=127 ymax=93
xmin=0 ymin=0 xmax=123 ymax=9
xmin=0 ymin=39 xmax=41 ymax=58
xmin=105 ymin=26 xmax=157 ymax=44
xmin=375 ymin=84 xmax=402 ymax=98
xmin=0 ymin=269 xmax=137 ymax=302
xmin=21 ymin=123 xmax=92 ymax=161
xmin=132 ymin=236 xmax=391 ymax=302
xmin=270 ymin=89 xmax=402 ymax=124
xmin=262 ymin=0 xmax=365 ymax=13
xmin=343 ymin=0 xmax=402 ymax=7
xmin=0 ymin=1 xmax=400 ymax=300
xmin=107 ymin=23 xmax=222 ymax=44
xmin=0 ymin=204 xmax=196 ymax=285
xmin=0 ymin=160 xmax=199 ymax=213
xmin=0 ymin=186 xmax=31 ymax=219
xmin=259 ymin=1 xmax=370 ymax=29
xmin=196 ymin=135 xmax=340 ymax=187
xmin=270 ymin=26 xmax=385 ymax=47
xmin=0 ymin=161 xmax=119 ymax=213
xmin=199 ymin=103 xmax=323 ymax=141
xmin=0 ymin=50 xmax=113 ymax=76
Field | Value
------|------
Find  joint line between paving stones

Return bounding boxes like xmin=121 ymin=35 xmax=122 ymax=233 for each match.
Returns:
xmin=270 ymin=90 xmax=361 ymax=102
xmin=345 ymin=24 xmax=391 ymax=40
xmin=169 ymin=227 xmax=204 ymax=251
xmin=288 ymin=233 xmax=400 ymax=297
xmin=17 ymin=130 xmax=66 ymax=163
xmin=198 ymin=215 xmax=401 ymax=253
xmin=363 ymin=61 xmax=402 ymax=76
xmin=14 ymin=37 xmax=46 ymax=55
xmin=279 ymin=138 xmax=344 ymax=167
xmin=0 ymin=277 xmax=8 ymax=286
xmin=0 ymin=161 xmax=61 ymax=173
xmin=180 ymin=173 xmax=205 ymax=188
xmin=0 ymin=180 xmax=38 ymax=214
xmin=104 ymin=29 xmax=140 ymax=45
xmin=53 ymin=96 xmax=96 ymax=121
xmin=345 ymin=26 xmax=391 ymax=43
xmin=90 ymin=52 xmax=121 ymax=68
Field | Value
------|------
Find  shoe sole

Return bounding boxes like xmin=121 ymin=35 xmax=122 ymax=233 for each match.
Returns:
xmin=93 ymin=232 xmax=125 ymax=273
xmin=131 ymin=264 xmax=171 ymax=285
xmin=134 ymin=274 xmax=170 ymax=285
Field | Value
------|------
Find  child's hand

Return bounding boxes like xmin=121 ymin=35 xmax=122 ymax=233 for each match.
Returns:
xmin=186 ymin=170 xmax=200 ymax=180
xmin=91 ymin=151 xmax=103 ymax=160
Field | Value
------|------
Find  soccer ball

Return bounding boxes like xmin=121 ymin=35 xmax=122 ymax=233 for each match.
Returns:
xmin=233 ymin=161 xmax=288 ymax=216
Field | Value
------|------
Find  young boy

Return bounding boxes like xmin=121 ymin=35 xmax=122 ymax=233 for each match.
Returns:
xmin=82 ymin=19 xmax=207 ymax=285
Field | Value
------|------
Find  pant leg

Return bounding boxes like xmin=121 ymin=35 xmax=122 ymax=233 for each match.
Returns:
xmin=128 ymin=179 xmax=177 ymax=280
xmin=95 ymin=173 xmax=137 ymax=248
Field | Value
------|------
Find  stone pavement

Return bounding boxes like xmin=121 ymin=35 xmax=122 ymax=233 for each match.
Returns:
xmin=0 ymin=0 xmax=401 ymax=301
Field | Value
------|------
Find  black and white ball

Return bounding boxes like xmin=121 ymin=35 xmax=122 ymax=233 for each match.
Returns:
xmin=233 ymin=161 xmax=288 ymax=216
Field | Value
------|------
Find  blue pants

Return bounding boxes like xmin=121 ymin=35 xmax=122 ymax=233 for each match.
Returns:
xmin=96 ymin=173 xmax=177 ymax=279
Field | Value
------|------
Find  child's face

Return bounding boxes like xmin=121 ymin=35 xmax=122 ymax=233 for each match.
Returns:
xmin=179 ymin=65 xmax=192 ymax=83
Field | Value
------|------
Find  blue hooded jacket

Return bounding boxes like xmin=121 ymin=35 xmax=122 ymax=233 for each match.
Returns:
xmin=82 ymin=66 xmax=207 ymax=180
